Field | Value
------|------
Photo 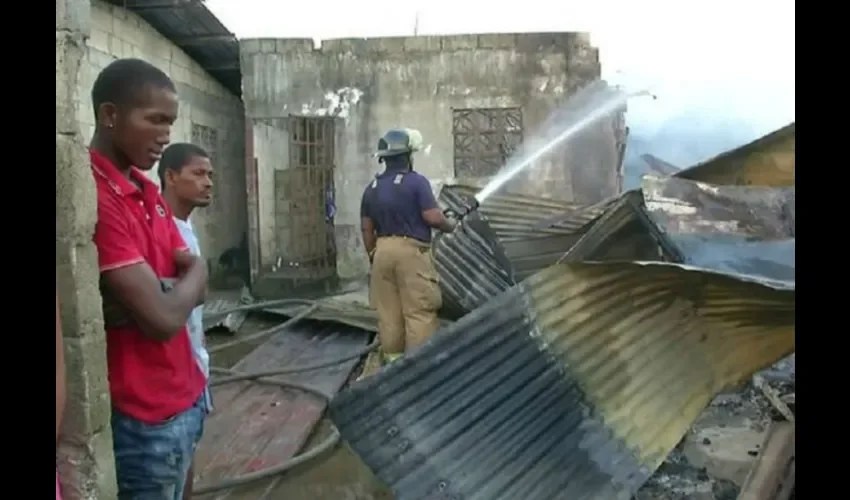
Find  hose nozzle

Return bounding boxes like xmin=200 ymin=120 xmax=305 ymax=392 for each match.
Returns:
xmin=443 ymin=198 xmax=480 ymax=221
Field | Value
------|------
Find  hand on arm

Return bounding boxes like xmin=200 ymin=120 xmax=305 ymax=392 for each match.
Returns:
xmin=95 ymin=196 xmax=206 ymax=341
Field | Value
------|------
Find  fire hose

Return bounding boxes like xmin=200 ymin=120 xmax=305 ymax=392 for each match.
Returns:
xmin=192 ymin=201 xmax=479 ymax=495
xmin=192 ymin=298 xmax=380 ymax=496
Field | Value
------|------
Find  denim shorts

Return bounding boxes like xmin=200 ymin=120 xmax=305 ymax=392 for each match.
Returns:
xmin=112 ymin=396 xmax=206 ymax=500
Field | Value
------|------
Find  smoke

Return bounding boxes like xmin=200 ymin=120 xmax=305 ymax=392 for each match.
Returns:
xmin=621 ymin=114 xmax=761 ymax=189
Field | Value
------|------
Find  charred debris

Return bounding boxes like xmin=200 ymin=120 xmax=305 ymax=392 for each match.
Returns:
xmin=330 ymin=123 xmax=795 ymax=500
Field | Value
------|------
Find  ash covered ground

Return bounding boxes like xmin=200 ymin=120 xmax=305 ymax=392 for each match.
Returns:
xmin=635 ymin=354 xmax=794 ymax=500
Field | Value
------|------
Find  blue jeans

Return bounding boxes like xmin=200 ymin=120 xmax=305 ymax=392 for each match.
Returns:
xmin=112 ymin=397 xmax=206 ymax=500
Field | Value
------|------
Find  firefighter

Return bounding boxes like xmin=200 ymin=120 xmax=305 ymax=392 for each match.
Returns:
xmin=360 ymin=128 xmax=457 ymax=364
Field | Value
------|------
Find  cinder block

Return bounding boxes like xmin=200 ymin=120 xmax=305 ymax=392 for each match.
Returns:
xmin=276 ymin=38 xmax=313 ymax=53
xmin=323 ymin=38 xmax=370 ymax=54
xmin=87 ymin=27 xmax=109 ymax=52
xmin=89 ymin=0 xmax=112 ymax=32
xmin=56 ymin=32 xmax=86 ymax=135
xmin=56 ymin=0 xmax=90 ymax=34
xmin=60 ymin=335 xmax=111 ymax=439
xmin=364 ymin=37 xmax=406 ymax=53
xmin=478 ymin=34 xmax=517 ymax=49
xmin=441 ymin=35 xmax=478 ymax=51
xmin=260 ymin=38 xmax=277 ymax=54
xmin=402 ymin=35 xmax=442 ymax=52
xmin=57 ymin=408 xmax=117 ymax=500
xmin=56 ymin=241 xmax=105 ymax=340
xmin=239 ymin=38 xmax=261 ymax=55
xmin=56 ymin=133 xmax=97 ymax=241
xmin=515 ymin=33 xmax=567 ymax=52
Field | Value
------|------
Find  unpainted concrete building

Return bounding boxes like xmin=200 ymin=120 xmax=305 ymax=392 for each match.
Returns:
xmin=240 ymin=33 xmax=626 ymax=288
xmin=57 ymin=0 xmax=246 ymax=497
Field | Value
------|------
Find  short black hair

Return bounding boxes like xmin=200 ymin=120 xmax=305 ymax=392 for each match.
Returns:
xmin=91 ymin=58 xmax=176 ymax=118
xmin=158 ymin=143 xmax=210 ymax=190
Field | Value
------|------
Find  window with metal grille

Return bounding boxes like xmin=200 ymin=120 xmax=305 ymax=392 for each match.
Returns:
xmin=289 ymin=116 xmax=334 ymax=168
xmin=191 ymin=123 xmax=218 ymax=163
xmin=452 ymin=107 xmax=523 ymax=178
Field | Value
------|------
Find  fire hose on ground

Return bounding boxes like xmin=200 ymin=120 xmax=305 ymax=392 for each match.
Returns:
xmin=193 ymin=203 xmax=479 ymax=495
xmin=192 ymin=298 xmax=380 ymax=496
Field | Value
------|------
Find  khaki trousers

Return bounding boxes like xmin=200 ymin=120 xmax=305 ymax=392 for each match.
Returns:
xmin=369 ymin=236 xmax=442 ymax=356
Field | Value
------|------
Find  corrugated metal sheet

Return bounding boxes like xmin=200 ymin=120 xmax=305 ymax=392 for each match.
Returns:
xmin=642 ymin=175 xmax=795 ymax=283
xmin=106 ymin=0 xmax=242 ymax=97
xmin=675 ymin=122 xmax=795 ymax=187
xmin=261 ymin=293 xmax=453 ymax=333
xmin=197 ymin=320 xmax=370 ymax=497
xmin=329 ymin=261 xmax=795 ymax=500
xmin=439 ymin=184 xmax=594 ymax=239
xmin=432 ymin=212 xmax=514 ymax=319
xmin=434 ymin=185 xmax=615 ymax=315
xmin=561 ymin=190 xmax=682 ymax=265
xmin=203 ymin=287 xmax=252 ymax=333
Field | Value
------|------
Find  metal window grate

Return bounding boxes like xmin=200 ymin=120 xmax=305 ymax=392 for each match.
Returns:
xmin=452 ymin=107 xmax=523 ymax=178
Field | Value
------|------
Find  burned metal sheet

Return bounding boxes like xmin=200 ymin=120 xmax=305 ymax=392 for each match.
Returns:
xmin=195 ymin=320 xmax=370 ymax=497
xmin=674 ymin=122 xmax=795 ymax=187
xmin=432 ymin=211 xmax=514 ymax=319
xmin=562 ymin=190 xmax=682 ymax=264
xmin=261 ymin=293 xmax=453 ymax=332
xmin=439 ymin=184 xmax=595 ymax=239
xmin=329 ymin=261 xmax=794 ymax=500
xmin=642 ymin=175 xmax=795 ymax=284
xmin=203 ymin=287 xmax=252 ymax=334
xmin=433 ymin=185 xmax=613 ymax=316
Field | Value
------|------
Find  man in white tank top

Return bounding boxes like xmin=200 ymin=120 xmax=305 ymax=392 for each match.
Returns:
xmin=158 ymin=143 xmax=215 ymax=499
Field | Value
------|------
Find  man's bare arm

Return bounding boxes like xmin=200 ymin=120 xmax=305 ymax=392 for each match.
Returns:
xmin=173 ymin=249 xmax=206 ymax=307
xmin=361 ymin=216 xmax=377 ymax=261
xmin=101 ymin=257 xmax=206 ymax=342
xmin=415 ymin=177 xmax=456 ymax=233
xmin=422 ymin=208 xmax=457 ymax=233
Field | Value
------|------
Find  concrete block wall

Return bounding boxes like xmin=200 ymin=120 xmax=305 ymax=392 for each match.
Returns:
xmin=56 ymin=0 xmax=117 ymax=497
xmin=240 ymin=33 xmax=622 ymax=282
xmin=79 ymin=0 xmax=248 ymax=267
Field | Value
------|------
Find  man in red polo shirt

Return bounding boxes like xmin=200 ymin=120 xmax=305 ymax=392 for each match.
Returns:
xmin=89 ymin=58 xmax=208 ymax=500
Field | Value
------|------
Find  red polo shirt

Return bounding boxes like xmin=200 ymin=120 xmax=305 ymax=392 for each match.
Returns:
xmin=91 ymin=149 xmax=205 ymax=424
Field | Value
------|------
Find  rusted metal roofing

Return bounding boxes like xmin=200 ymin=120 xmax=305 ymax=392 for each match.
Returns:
xmin=674 ymin=122 xmax=795 ymax=186
xmin=561 ymin=189 xmax=682 ymax=264
xmin=434 ymin=185 xmax=615 ymax=316
xmin=203 ymin=287 xmax=251 ymax=333
xmin=329 ymin=261 xmax=795 ymax=500
xmin=106 ymin=0 xmax=242 ymax=97
xmin=197 ymin=320 xmax=370 ymax=497
xmin=439 ymin=184 xmax=596 ymax=239
xmin=262 ymin=293 xmax=453 ymax=332
xmin=432 ymin=212 xmax=514 ymax=319
xmin=642 ymin=176 xmax=795 ymax=283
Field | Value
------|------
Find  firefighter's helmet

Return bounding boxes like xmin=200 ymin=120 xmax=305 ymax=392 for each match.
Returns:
xmin=375 ymin=128 xmax=424 ymax=158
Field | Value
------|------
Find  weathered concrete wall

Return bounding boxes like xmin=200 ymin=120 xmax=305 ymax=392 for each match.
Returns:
xmin=240 ymin=33 xmax=622 ymax=281
xmin=56 ymin=0 xmax=117 ymax=497
xmin=80 ymin=0 xmax=247 ymax=267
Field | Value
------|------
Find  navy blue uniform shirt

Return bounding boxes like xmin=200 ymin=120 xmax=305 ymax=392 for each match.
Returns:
xmin=360 ymin=165 xmax=437 ymax=244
